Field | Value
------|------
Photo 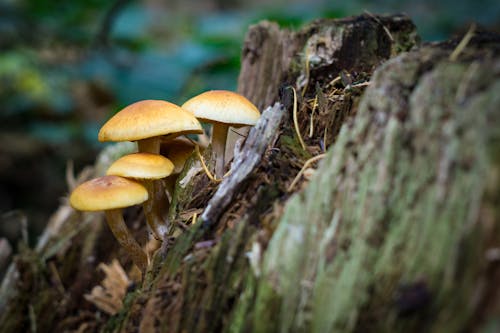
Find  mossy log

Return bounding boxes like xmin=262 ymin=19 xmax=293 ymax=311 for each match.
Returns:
xmin=1 ymin=14 xmax=499 ymax=333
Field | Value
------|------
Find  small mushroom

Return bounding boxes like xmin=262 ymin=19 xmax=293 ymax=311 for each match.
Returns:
xmin=160 ymin=137 xmax=196 ymax=197
xmin=69 ymin=175 xmax=149 ymax=272
xmin=182 ymin=90 xmax=260 ymax=179
xmin=98 ymin=100 xmax=203 ymax=154
xmin=106 ymin=152 xmax=174 ymax=240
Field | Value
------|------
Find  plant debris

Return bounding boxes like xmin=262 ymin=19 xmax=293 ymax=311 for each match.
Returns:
xmin=84 ymin=259 xmax=132 ymax=315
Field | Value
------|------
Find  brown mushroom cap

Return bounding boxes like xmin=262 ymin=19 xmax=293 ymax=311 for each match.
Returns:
xmin=181 ymin=90 xmax=260 ymax=127
xmin=70 ymin=175 xmax=148 ymax=211
xmin=98 ymin=100 xmax=203 ymax=142
xmin=160 ymin=137 xmax=196 ymax=174
xmin=106 ymin=153 xmax=174 ymax=180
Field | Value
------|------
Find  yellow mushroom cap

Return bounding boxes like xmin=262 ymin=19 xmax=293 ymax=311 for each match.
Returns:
xmin=106 ymin=153 xmax=174 ymax=179
xmin=181 ymin=90 xmax=260 ymax=127
xmin=70 ymin=175 xmax=148 ymax=211
xmin=98 ymin=100 xmax=203 ymax=142
xmin=160 ymin=137 xmax=195 ymax=174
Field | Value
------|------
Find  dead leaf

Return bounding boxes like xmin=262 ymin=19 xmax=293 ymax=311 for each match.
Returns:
xmin=84 ymin=259 xmax=131 ymax=315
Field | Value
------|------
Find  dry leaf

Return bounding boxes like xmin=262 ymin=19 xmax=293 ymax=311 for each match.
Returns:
xmin=84 ymin=259 xmax=131 ymax=315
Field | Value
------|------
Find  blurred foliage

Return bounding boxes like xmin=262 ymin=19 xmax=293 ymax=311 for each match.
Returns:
xmin=0 ymin=0 xmax=498 ymax=241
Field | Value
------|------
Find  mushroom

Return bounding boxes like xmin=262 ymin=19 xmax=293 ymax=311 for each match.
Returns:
xmin=159 ymin=137 xmax=196 ymax=197
xmin=106 ymin=152 xmax=174 ymax=240
xmin=98 ymin=100 xmax=203 ymax=154
xmin=182 ymin=90 xmax=260 ymax=179
xmin=69 ymin=175 xmax=149 ymax=272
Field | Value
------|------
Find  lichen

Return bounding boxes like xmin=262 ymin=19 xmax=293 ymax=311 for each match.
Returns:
xmin=235 ymin=47 xmax=500 ymax=333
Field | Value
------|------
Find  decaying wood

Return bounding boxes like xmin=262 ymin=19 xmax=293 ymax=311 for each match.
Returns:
xmin=238 ymin=13 xmax=419 ymax=109
xmin=201 ymin=102 xmax=285 ymax=226
xmin=1 ymin=13 xmax=499 ymax=333
xmin=246 ymin=35 xmax=500 ymax=333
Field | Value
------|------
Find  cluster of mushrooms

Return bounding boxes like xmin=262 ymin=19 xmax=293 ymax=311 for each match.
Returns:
xmin=69 ymin=90 xmax=260 ymax=273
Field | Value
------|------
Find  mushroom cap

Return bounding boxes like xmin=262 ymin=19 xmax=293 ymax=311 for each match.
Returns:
xmin=70 ymin=175 xmax=148 ymax=211
xmin=98 ymin=100 xmax=203 ymax=142
xmin=160 ymin=137 xmax=195 ymax=174
xmin=106 ymin=153 xmax=174 ymax=180
xmin=181 ymin=90 xmax=260 ymax=127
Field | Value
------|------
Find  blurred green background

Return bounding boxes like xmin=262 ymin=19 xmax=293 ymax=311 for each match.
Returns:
xmin=0 ymin=0 xmax=498 ymax=245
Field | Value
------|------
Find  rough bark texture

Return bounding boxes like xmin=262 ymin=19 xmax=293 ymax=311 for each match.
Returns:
xmin=1 ymin=14 xmax=499 ymax=333
xmin=247 ymin=36 xmax=500 ymax=333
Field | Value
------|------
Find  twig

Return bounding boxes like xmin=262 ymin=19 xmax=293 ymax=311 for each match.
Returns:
xmin=48 ymin=261 xmax=66 ymax=295
xmin=291 ymin=87 xmax=307 ymax=151
xmin=20 ymin=212 xmax=28 ymax=245
xmin=323 ymin=127 xmax=328 ymax=152
xmin=449 ymin=24 xmax=476 ymax=61
xmin=230 ymin=129 xmax=247 ymax=138
xmin=201 ymin=103 xmax=286 ymax=226
xmin=309 ymin=95 xmax=318 ymax=138
xmin=328 ymin=76 xmax=341 ymax=87
xmin=302 ymin=47 xmax=311 ymax=97
xmin=193 ymin=142 xmax=221 ymax=183
xmin=176 ymin=220 xmax=189 ymax=231
xmin=287 ymin=153 xmax=326 ymax=192
xmin=29 ymin=304 xmax=37 ymax=333
xmin=65 ymin=160 xmax=76 ymax=191
xmin=345 ymin=81 xmax=371 ymax=90
xmin=364 ymin=10 xmax=394 ymax=42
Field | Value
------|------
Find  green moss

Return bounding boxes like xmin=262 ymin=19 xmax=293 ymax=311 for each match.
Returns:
xmin=168 ymin=151 xmax=199 ymax=221
xmin=141 ymin=219 xmax=256 ymax=333
xmin=253 ymin=281 xmax=282 ymax=333
xmin=0 ymin=247 xmax=59 ymax=333
xmin=161 ymin=222 xmax=205 ymax=276
xmin=280 ymin=135 xmax=312 ymax=161
xmin=168 ymin=147 xmax=213 ymax=222
xmin=235 ymin=50 xmax=500 ymax=332
xmin=226 ymin=274 xmax=258 ymax=333
xmin=102 ymin=289 xmax=141 ymax=333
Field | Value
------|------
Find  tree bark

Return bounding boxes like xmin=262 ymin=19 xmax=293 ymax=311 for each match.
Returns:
xmin=1 ymin=14 xmax=499 ymax=333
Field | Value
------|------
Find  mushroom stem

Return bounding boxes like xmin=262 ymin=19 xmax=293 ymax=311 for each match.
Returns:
xmin=142 ymin=180 xmax=169 ymax=240
xmin=211 ymin=123 xmax=229 ymax=179
xmin=138 ymin=137 xmax=160 ymax=154
xmin=104 ymin=209 xmax=148 ymax=272
xmin=136 ymin=139 xmax=169 ymax=238
xmin=163 ymin=176 xmax=178 ymax=201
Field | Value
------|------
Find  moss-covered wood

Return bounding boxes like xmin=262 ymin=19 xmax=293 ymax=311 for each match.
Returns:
xmin=245 ymin=40 xmax=500 ymax=333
